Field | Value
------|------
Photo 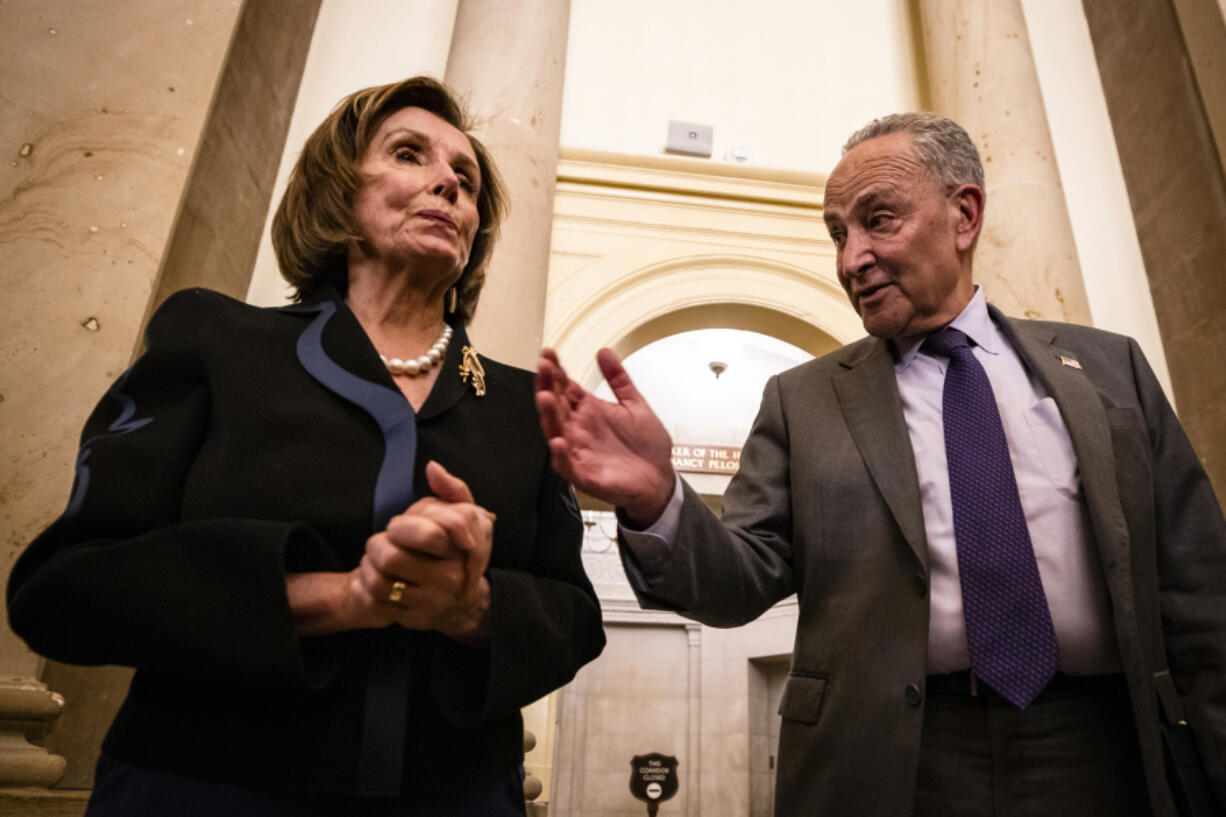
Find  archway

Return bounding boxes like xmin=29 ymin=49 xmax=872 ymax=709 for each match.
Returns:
xmin=544 ymin=253 xmax=863 ymax=391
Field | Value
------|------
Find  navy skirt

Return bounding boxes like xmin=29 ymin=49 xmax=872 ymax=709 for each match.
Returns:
xmin=86 ymin=754 xmax=527 ymax=817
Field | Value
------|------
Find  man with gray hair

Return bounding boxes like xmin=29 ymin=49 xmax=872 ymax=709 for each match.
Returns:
xmin=537 ymin=113 xmax=1226 ymax=816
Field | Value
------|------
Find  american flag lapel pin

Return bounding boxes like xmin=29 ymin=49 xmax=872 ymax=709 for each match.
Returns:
xmin=1060 ymin=355 xmax=1082 ymax=370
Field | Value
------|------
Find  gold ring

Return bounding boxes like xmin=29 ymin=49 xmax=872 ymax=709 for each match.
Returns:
xmin=388 ymin=581 xmax=406 ymax=604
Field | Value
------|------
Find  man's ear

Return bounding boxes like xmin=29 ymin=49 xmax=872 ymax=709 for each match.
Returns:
xmin=951 ymin=184 xmax=985 ymax=252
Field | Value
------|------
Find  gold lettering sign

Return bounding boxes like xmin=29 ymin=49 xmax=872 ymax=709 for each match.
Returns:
xmin=670 ymin=444 xmax=742 ymax=475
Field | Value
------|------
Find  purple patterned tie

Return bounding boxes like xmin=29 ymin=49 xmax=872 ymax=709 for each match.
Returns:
xmin=924 ymin=327 xmax=1059 ymax=709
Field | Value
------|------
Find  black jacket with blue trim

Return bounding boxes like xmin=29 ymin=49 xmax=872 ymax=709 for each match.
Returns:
xmin=7 ymin=286 xmax=605 ymax=797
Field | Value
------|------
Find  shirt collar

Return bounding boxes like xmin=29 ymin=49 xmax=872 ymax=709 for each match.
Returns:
xmin=892 ymin=285 xmax=1001 ymax=370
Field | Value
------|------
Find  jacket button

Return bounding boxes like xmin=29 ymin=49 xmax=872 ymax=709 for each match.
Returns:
xmin=905 ymin=683 xmax=923 ymax=707
xmin=913 ymin=574 xmax=927 ymax=596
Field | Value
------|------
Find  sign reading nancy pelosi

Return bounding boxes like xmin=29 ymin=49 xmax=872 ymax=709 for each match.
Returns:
xmin=671 ymin=444 xmax=741 ymax=475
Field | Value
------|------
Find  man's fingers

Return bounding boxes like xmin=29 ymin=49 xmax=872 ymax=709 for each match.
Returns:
xmin=538 ymin=347 xmax=562 ymax=378
xmin=537 ymin=382 xmax=574 ymax=439
xmin=535 ymin=357 xmax=554 ymax=410
xmin=536 ymin=389 xmax=563 ymax=440
xmin=596 ymin=348 xmax=642 ymax=406
xmin=561 ymin=377 xmax=587 ymax=410
xmin=536 ymin=349 xmax=570 ymax=402
xmin=425 ymin=460 xmax=474 ymax=505
xmin=541 ymin=348 xmax=568 ymax=390
xmin=543 ymin=434 xmax=578 ymax=485
xmin=535 ymin=384 xmax=578 ymax=474
xmin=536 ymin=352 xmax=577 ymax=430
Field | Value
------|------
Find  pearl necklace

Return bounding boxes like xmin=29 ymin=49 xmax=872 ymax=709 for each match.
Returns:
xmin=379 ymin=325 xmax=453 ymax=377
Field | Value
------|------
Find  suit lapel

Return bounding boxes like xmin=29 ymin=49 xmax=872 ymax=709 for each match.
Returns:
xmin=276 ymin=288 xmax=473 ymax=421
xmin=275 ymin=287 xmax=390 ymax=386
xmin=993 ymin=309 xmax=1134 ymax=594
xmin=833 ymin=338 xmax=929 ymax=568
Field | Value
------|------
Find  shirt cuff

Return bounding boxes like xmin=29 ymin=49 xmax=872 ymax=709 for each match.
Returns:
xmin=617 ymin=474 xmax=683 ymax=579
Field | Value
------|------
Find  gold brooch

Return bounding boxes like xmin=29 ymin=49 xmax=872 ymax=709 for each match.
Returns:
xmin=459 ymin=345 xmax=486 ymax=397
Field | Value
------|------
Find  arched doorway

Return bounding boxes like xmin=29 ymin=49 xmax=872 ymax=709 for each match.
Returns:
xmin=545 ymin=256 xmax=862 ymax=392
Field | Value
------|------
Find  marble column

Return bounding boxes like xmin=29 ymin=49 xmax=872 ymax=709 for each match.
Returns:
xmin=445 ymin=0 xmax=572 ymax=369
xmin=685 ymin=624 xmax=702 ymax=817
xmin=916 ymin=0 xmax=1092 ymax=324
xmin=1081 ymin=0 xmax=1226 ymax=497
xmin=1 ymin=0 xmax=318 ymax=796
xmin=0 ymin=0 xmax=239 ymax=795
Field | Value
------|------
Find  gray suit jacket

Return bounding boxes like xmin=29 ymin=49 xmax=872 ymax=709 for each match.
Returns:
xmin=624 ymin=307 xmax=1226 ymax=816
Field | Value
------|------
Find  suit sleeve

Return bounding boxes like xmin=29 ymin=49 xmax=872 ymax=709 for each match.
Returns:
xmin=619 ymin=374 xmax=796 ymax=627
xmin=6 ymin=291 xmax=339 ymax=688
xmin=429 ymin=461 xmax=606 ymax=726
xmin=1133 ymin=339 xmax=1226 ymax=800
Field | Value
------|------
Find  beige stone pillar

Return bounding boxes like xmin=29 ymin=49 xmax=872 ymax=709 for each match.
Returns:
xmin=445 ymin=0 xmax=572 ymax=369
xmin=1081 ymin=0 xmax=1226 ymax=498
xmin=685 ymin=624 xmax=702 ymax=817
xmin=916 ymin=0 xmax=1091 ymax=323
xmin=1 ymin=0 xmax=319 ymax=797
xmin=0 ymin=0 xmax=240 ymax=796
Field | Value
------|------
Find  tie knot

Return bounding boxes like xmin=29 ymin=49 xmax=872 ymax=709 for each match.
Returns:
xmin=922 ymin=327 xmax=972 ymax=360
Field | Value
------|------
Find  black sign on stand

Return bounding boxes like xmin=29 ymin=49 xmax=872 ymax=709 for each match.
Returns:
xmin=629 ymin=753 xmax=679 ymax=816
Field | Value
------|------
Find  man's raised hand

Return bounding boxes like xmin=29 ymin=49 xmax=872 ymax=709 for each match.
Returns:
xmin=535 ymin=348 xmax=675 ymax=527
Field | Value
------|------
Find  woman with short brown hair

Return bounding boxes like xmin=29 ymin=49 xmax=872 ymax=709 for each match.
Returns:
xmin=9 ymin=76 xmax=604 ymax=816
xmin=273 ymin=75 xmax=503 ymax=322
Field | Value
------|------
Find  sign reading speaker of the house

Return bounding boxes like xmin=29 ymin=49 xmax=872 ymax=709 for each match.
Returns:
xmin=670 ymin=444 xmax=741 ymax=475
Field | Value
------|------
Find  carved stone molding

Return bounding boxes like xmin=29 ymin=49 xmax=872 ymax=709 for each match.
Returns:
xmin=0 ymin=679 xmax=66 ymax=788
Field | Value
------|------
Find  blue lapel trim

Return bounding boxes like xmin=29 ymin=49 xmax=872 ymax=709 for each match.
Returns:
xmin=281 ymin=298 xmax=415 ymax=796
xmin=285 ymin=300 xmax=417 ymax=530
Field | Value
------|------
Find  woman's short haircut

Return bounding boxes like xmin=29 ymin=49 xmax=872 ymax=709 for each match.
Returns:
xmin=843 ymin=112 xmax=985 ymax=194
xmin=271 ymin=76 xmax=506 ymax=323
